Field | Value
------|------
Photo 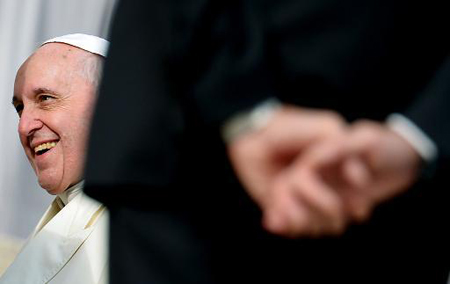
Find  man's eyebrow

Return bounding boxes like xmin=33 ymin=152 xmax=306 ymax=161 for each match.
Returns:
xmin=32 ymin=87 xmax=58 ymax=96
xmin=12 ymin=88 xmax=59 ymax=105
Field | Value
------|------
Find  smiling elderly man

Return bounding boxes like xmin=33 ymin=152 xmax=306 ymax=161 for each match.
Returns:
xmin=0 ymin=34 xmax=109 ymax=284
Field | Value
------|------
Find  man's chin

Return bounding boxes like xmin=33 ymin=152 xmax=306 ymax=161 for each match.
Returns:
xmin=38 ymin=180 xmax=65 ymax=195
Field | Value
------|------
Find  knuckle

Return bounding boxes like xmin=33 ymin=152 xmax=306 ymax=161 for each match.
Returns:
xmin=320 ymin=111 xmax=346 ymax=134
xmin=322 ymin=110 xmax=343 ymax=124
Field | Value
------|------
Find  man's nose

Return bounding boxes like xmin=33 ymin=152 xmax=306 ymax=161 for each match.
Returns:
xmin=18 ymin=108 xmax=43 ymax=137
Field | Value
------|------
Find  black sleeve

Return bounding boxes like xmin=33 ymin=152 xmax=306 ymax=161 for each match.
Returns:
xmin=403 ymin=55 xmax=450 ymax=165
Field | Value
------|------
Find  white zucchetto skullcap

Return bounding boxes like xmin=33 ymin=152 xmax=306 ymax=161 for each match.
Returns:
xmin=41 ymin=33 xmax=109 ymax=57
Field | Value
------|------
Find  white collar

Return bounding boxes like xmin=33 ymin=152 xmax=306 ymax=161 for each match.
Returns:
xmin=57 ymin=181 xmax=84 ymax=207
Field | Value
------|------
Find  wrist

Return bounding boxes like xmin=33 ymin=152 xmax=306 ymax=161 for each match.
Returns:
xmin=221 ymin=99 xmax=282 ymax=144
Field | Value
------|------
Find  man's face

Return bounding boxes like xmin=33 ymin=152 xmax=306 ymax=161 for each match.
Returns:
xmin=13 ymin=43 xmax=97 ymax=194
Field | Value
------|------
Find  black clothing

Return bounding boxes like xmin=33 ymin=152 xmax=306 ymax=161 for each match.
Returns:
xmin=85 ymin=1 xmax=450 ymax=283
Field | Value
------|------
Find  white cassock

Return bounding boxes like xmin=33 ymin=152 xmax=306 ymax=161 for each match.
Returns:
xmin=0 ymin=182 xmax=108 ymax=284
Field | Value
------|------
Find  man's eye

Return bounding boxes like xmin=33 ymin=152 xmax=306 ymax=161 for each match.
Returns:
xmin=39 ymin=95 xmax=54 ymax=102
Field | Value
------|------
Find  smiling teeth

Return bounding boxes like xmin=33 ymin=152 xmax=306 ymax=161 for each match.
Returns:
xmin=34 ymin=142 xmax=57 ymax=153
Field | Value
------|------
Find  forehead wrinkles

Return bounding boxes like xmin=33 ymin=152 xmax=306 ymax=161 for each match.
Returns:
xmin=43 ymin=45 xmax=87 ymax=92
xmin=56 ymin=47 xmax=82 ymax=91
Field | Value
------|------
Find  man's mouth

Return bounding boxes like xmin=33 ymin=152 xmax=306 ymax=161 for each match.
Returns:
xmin=34 ymin=141 xmax=58 ymax=156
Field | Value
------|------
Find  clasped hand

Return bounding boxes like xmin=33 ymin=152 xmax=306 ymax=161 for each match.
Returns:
xmin=227 ymin=105 xmax=421 ymax=238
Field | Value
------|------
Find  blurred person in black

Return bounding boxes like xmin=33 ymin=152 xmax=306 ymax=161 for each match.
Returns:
xmin=84 ymin=0 xmax=450 ymax=283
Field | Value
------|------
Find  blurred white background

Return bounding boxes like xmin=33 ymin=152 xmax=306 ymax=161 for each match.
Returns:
xmin=0 ymin=0 xmax=117 ymax=271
